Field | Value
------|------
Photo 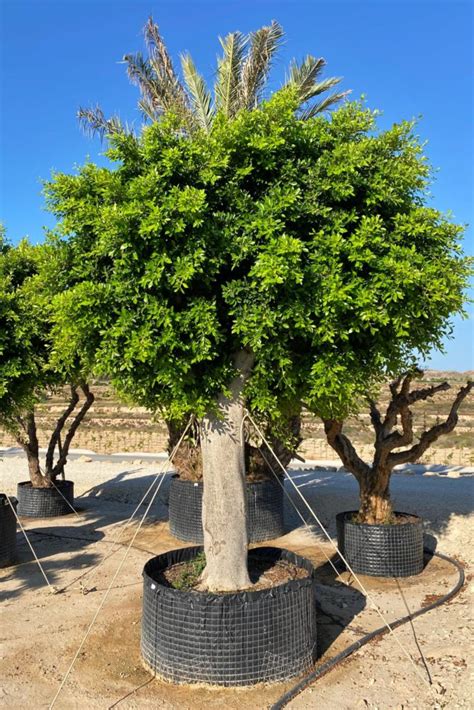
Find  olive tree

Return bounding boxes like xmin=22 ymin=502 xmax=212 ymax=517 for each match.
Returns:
xmin=45 ymin=92 xmax=470 ymax=589
xmin=0 ymin=236 xmax=94 ymax=487
xmin=324 ymin=370 xmax=473 ymax=523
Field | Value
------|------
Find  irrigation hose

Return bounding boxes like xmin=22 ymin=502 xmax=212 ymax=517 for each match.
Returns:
xmin=270 ymin=549 xmax=465 ymax=710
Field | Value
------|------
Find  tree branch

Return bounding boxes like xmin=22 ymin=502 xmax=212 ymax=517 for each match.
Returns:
xmin=368 ymin=399 xmax=382 ymax=436
xmin=323 ymin=419 xmax=371 ymax=482
xmin=389 ymin=381 xmax=473 ymax=467
xmin=406 ymin=381 xmax=451 ymax=405
xmin=51 ymin=384 xmax=94 ymax=478
xmin=45 ymin=385 xmax=79 ymax=476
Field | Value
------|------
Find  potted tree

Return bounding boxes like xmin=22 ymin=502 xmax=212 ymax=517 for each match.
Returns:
xmin=45 ymin=22 xmax=470 ymax=686
xmin=324 ymin=370 xmax=473 ymax=577
xmin=0 ymin=236 xmax=94 ymax=518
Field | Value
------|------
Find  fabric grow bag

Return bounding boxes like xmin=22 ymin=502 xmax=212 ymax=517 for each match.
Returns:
xmin=169 ymin=476 xmax=285 ymax=543
xmin=336 ymin=511 xmax=424 ymax=577
xmin=0 ymin=494 xmax=17 ymax=567
xmin=141 ymin=546 xmax=317 ymax=686
xmin=17 ymin=480 xmax=74 ymax=518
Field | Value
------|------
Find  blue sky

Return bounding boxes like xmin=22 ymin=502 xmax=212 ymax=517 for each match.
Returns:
xmin=0 ymin=0 xmax=472 ymax=370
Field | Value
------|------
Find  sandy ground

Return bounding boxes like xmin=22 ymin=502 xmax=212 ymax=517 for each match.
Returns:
xmin=0 ymin=451 xmax=473 ymax=710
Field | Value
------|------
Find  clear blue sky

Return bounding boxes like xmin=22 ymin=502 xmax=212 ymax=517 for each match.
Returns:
xmin=0 ymin=0 xmax=472 ymax=370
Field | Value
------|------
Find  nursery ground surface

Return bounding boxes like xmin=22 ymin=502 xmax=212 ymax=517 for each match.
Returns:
xmin=0 ymin=455 xmax=472 ymax=709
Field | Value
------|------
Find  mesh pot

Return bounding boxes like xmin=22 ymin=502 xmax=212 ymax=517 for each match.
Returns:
xmin=169 ymin=477 xmax=285 ymax=543
xmin=17 ymin=480 xmax=74 ymax=518
xmin=336 ymin=511 xmax=424 ymax=577
xmin=0 ymin=494 xmax=18 ymax=567
xmin=141 ymin=546 xmax=317 ymax=686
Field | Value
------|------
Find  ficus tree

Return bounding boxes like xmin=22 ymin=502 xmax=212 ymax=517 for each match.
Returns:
xmin=324 ymin=370 xmax=473 ymax=524
xmin=44 ymin=91 xmax=470 ymax=590
xmin=0 ymin=234 xmax=94 ymax=488
xmin=79 ymin=18 xmax=333 ymax=478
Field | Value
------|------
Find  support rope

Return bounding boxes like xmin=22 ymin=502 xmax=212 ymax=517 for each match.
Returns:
xmin=48 ymin=417 xmax=194 ymax=709
xmin=71 ymin=461 xmax=175 ymax=593
xmin=6 ymin=496 xmax=56 ymax=593
xmin=244 ymin=410 xmax=433 ymax=689
xmin=50 ymin=478 xmax=81 ymax=519
xmin=271 ymin=550 xmax=465 ymax=709
xmin=61 ymin=417 xmax=195 ymax=593
xmin=256 ymin=446 xmax=341 ymax=579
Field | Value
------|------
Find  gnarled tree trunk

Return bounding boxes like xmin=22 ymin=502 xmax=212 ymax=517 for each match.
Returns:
xmin=200 ymin=350 xmax=254 ymax=591
xmin=18 ymin=412 xmax=52 ymax=488
xmin=324 ymin=374 xmax=473 ymax=525
xmin=358 ymin=468 xmax=392 ymax=524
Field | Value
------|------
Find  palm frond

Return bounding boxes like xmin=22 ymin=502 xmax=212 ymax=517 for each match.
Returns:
xmin=137 ymin=97 xmax=157 ymax=122
xmin=77 ymin=105 xmax=127 ymax=140
xmin=302 ymin=76 xmax=343 ymax=101
xmin=124 ymin=50 xmax=187 ymax=123
xmin=285 ymin=55 xmax=326 ymax=102
xmin=181 ymin=53 xmax=214 ymax=132
xmin=123 ymin=52 xmax=160 ymax=112
xmin=214 ymin=31 xmax=247 ymax=118
xmin=300 ymin=90 xmax=351 ymax=119
xmin=239 ymin=20 xmax=284 ymax=110
xmin=143 ymin=17 xmax=189 ymax=117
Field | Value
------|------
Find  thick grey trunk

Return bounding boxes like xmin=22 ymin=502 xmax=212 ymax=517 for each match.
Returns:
xmin=200 ymin=350 xmax=254 ymax=591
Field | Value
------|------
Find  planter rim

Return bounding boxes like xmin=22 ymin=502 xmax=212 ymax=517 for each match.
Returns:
xmin=143 ymin=545 xmax=314 ymax=603
xmin=17 ymin=479 xmax=73 ymax=489
xmin=336 ymin=510 xmax=423 ymax=529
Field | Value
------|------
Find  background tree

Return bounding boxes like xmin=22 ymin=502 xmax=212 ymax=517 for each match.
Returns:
xmin=324 ymin=370 xmax=473 ymax=523
xmin=78 ymin=18 xmax=348 ymax=137
xmin=0 ymin=235 xmax=94 ymax=488
xmin=45 ymin=92 xmax=470 ymax=590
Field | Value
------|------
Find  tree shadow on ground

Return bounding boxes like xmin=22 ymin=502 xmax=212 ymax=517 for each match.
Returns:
xmin=312 ymin=554 xmax=367 ymax=658
xmin=79 ymin=468 xmax=172 ymax=521
xmin=0 ymin=522 xmax=102 ymax=603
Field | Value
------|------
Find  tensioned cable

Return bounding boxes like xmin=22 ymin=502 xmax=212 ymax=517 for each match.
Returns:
xmin=6 ymin=496 xmax=56 ymax=593
xmin=49 ymin=478 xmax=81 ymax=519
xmin=271 ymin=550 xmax=464 ymax=709
xmin=61 ymin=419 xmax=195 ymax=593
xmin=255 ymin=441 xmax=341 ymax=579
xmin=68 ymin=462 xmax=175 ymax=594
xmin=257 ymin=443 xmax=432 ymax=683
xmin=48 ymin=417 xmax=194 ymax=709
xmin=244 ymin=410 xmax=433 ymax=689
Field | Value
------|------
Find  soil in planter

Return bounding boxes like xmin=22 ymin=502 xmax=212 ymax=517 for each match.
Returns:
xmin=173 ymin=441 xmax=284 ymax=484
xmin=160 ymin=552 xmax=310 ymax=592
xmin=351 ymin=512 xmax=420 ymax=525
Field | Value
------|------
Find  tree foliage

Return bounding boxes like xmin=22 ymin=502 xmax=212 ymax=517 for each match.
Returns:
xmin=78 ymin=18 xmax=347 ymax=137
xmin=45 ymin=94 xmax=471 ymax=427
xmin=0 ymin=233 xmax=94 ymax=484
xmin=0 ymin=235 xmax=51 ymax=425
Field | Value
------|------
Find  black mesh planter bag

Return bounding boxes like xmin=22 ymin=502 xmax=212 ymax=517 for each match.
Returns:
xmin=17 ymin=480 xmax=74 ymax=518
xmin=336 ymin=511 xmax=424 ymax=577
xmin=0 ymin=494 xmax=17 ymax=567
xmin=141 ymin=546 xmax=317 ymax=686
xmin=169 ymin=477 xmax=285 ymax=543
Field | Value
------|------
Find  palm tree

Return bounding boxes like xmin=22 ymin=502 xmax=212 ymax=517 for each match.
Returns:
xmin=78 ymin=17 xmax=349 ymax=138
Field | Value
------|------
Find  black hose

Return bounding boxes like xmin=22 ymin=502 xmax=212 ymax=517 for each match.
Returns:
xmin=270 ymin=549 xmax=465 ymax=710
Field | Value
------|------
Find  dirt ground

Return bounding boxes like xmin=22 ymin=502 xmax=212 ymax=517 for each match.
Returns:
xmin=0 ymin=456 xmax=472 ymax=709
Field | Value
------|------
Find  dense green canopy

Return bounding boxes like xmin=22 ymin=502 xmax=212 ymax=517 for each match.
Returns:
xmin=0 ymin=235 xmax=51 ymax=427
xmin=45 ymin=92 xmax=470 ymax=421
